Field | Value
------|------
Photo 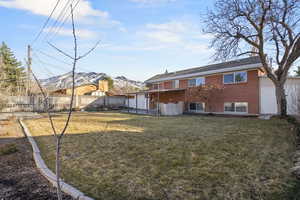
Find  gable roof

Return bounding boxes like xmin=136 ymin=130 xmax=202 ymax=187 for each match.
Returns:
xmin=145 ymin=56 xmax=262 ymax=83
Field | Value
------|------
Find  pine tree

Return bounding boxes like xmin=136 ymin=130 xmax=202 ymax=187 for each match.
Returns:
xmin=0 ymin=42 xmax=25 ymax=94
xmin=294 ymin=66 xmax=300 ymax=77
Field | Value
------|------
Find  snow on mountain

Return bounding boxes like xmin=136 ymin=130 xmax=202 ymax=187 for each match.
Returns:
xmin=40 ymin=72 xmax=145 ymax=91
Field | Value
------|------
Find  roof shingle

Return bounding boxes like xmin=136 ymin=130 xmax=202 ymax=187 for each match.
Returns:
xmin=145 ymin=56 xmax=262 ymax=83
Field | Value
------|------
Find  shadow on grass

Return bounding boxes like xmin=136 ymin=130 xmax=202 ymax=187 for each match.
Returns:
xmin=25 ymin=112 xmax=300 ymax=200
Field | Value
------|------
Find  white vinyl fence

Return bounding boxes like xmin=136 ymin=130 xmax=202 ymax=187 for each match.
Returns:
xmin=260 ymin=77 xmax=300 ymax=115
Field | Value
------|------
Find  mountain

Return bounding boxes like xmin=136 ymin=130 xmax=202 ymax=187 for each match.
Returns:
xmin=40 ymin=72 xmax=145 ymax=92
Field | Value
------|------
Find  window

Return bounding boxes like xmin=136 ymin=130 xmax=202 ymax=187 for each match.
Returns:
xmin=235 ymin=102 xmax=248 ymax=112
xmin=189 ymin=102 xmax=205 ymax=112
xmin=172 ymin=80 xmax=180 ymax=88
xmin=196 ymin=77 xmax=205 ymax=85
xmin=224 ymin=73 xmax=234 ymax=84
xmin=235 ymin=71 xmax=247 ymax=83
xmin=223 ymin=71 xmax=247 ymax=84
xmin=188 ymin=77 xmax=205 ymax=87
xmin=188 ymin=79 xmax=196 ymax=87
xmin=224 ymin=102 xmax=235 ymax=112
xmin=224 ymin=102 xmax=248 ymax=113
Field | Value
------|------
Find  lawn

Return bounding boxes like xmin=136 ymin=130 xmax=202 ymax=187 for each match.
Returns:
xmin=24 ymin=112 xmax=300 ymax=200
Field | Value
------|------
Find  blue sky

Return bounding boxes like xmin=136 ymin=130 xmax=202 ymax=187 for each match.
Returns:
xmin=0 ymin=0 xmax=216 ymax=81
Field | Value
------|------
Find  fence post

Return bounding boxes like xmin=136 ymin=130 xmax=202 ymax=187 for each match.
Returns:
xmin=136 ymin=93 xmax=138 ymax=114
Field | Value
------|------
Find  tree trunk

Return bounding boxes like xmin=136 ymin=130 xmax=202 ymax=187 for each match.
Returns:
xmin=275 ymin=82 xmax=287 ymax=117
xmin=56 ymin=137 xmax=62 ymax=200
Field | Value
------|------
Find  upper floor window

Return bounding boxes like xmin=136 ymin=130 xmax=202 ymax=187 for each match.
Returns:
xmin=171 ymin=80 xmax=179 ymax=88
xmin=152 ymin=83 xmax=162 ymax=90
xmin=188 ymin=77 xmax=205 ymax=87
xmin=223 ymin=71 xmax=247 ymax=84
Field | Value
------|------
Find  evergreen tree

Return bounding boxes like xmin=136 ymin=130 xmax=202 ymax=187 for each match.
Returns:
xmin=0 ymin=42 xmax=25 ymax=94
xmin=294 ymin=66 xmax=300 ymax=77
xmin=103 ymin=76 xmax=114 ymax=90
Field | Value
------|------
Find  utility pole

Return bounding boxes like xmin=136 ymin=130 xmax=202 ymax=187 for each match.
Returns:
xmin=0 ymin=54 xmax=3 ymax=89
xmin=27 ymin=45 xmax=32 ymax=96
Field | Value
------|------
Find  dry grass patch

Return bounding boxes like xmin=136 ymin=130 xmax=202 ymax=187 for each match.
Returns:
xmin=25 ymin=112 xmax=300 ymax=200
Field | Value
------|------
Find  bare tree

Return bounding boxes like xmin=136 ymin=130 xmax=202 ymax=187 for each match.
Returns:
xmin=186 ymin=84 xmax=224 ymax=112
xmin=31 ymin=4 xmax=100 ymax=199
xmin=204 ymin=0 xmax=300 ymax=117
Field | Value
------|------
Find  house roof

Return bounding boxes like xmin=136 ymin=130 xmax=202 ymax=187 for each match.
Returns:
xmin=145 ymin=56 xmax=262 ymax=83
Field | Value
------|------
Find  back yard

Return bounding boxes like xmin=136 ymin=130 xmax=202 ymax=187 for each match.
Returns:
xmin=24 ymin=112 xmax=300 ymax=200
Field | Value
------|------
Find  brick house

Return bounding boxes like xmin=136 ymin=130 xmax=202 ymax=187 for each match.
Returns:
xmin=145 ymin=56 xmax=264 ymax=115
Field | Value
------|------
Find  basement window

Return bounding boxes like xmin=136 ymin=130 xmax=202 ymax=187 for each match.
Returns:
xmin=189 ymin=102 xmax=205 ymax=112
xmin=224 ymin=102 xmax=248 ymax=113
xmin=223 ymin=71 xmax=247 ymax=84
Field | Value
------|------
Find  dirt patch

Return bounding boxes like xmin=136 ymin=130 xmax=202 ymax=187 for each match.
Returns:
xmin=0 ymin=119 xmax=73 ymax=200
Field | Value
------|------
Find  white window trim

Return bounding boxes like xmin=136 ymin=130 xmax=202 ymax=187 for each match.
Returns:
xmin=189 ymin=102 xmax=205 ymax=112
xmin=172 ymin=80 xmax=180 ymax=88
xmin=223 ymin=71 xmax=247 ymax=84
xmin=224 ymin=102 xmax=248 ymax=113
xmin=188 ymin=77 xmax=205 ymax=87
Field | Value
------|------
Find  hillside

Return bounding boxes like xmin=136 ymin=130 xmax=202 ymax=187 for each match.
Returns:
xmin=40 ymin=72 xmax=145 ymax=92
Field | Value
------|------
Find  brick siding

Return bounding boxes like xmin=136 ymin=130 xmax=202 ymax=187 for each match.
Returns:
xmin=149 ymin=69 xmax=260 ymax=114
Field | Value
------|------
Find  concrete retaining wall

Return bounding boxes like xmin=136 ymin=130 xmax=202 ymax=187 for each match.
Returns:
xmin=19 ymin=120 xmax=94 ymax=200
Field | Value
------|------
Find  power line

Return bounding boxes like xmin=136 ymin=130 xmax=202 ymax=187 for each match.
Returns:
xmin=48 ymin=0 xmax=81 ymax=42
xmin=32 ymin=53 xmax=98 ymax=86
xmin=33 ymin=48 xmax=94 ymax=72
xmin=43 ymin=0 xmax=75 ymax=42
xmin=31 ymin=0 xmax=62 ymax=46
xmin=33 ymin=52 xmax=69 ymax=72
xmin=34 ymin=49 xmax=72 ymax=66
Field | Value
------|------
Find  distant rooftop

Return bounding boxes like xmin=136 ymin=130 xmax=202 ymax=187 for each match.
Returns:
xmin=145 ymin=56 xmax=262 ymax=83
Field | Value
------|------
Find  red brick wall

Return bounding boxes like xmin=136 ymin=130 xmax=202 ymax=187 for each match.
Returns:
xmin=149 ymin=70 xmax=260 ymax=114
xmin=187 ymin=70 xmax=259 ymax=114
xmin=164 ymin=81 xmax=172 ymax=89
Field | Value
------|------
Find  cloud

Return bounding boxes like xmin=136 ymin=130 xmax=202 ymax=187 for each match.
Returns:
xmin=144 ymin=31 xmax=182 ymax=43
xmin=133 ymin=21 xmax=214 ymax=54
xmin=146 ymin=21 xmax=187 ymax=33
xmin=44 ymin=27 xmax=96 ymax=39
xmin=0 ymin=0 xmax=107 ymax=21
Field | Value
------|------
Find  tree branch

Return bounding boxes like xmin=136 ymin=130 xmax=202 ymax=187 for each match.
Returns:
xmin=47 ymin=42 xmax=74 ymax=60
xmin=77 ymin=40 xmax=101 ymax=60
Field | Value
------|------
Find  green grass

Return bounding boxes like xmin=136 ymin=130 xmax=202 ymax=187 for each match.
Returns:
xmin=25 ymin=112 xmax=300 ymax=200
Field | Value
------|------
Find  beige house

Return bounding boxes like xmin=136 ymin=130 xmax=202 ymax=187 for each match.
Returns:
xmin=52 ymin=80 xmax=109 ymax=96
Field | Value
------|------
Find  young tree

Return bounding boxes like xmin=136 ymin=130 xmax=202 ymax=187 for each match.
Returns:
xmin=32 ymin=5 xmax=100 ymax=199
xmin=204 ymin=0 xmax=300 ymax=116
xmin=0 ymin=42 xmax=25 ymax=94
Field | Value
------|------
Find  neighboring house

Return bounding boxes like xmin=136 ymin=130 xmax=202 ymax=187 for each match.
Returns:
xmin=66 ymin=84 xmax=98 ymax=96
xmin=92 ymin=79 xmax=109 ymax=96
xmin=51 ymin=80 xmax=109 ymax=96
xmin=145 ymin=56 xmax=285 ymax=115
